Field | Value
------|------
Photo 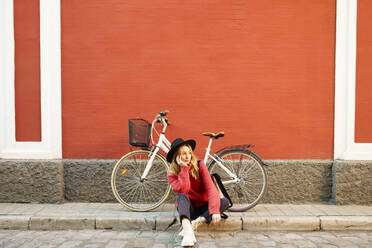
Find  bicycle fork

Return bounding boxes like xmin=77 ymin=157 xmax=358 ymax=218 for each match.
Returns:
xmin=140 ymin=133 xmax=170 ymax=181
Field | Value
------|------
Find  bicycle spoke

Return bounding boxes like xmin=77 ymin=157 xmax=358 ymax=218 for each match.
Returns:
xmin=147 ymin=178 xmax=168 ymax=183
xmin=122 ymin=161 xmax=141 ymax=178
xmin=146 ymin=169 xmax=166 ymax=179
xmin=141 ymin=184 xmax=148 ymax=204
xmin=209 ymin=150 xmax=267 ymax=211
xmin=240 ymin=163 xmax=255 ymax=178
xmin=127 ymin=183 xmax=141 ymax=203
xmin=143 ymin=185 xmax=157 ymax=203
xmin=238 ymin=154 xmax=244 ymax=175
xmin=224 ymin=156 xmax=236 ymax=175
xmin=116 ymin=180 xmax=137 ymax=192
xmin=144 ymin=181 xmax=165 ymax=202
xmin=111 ymin=150 xmax=170 ymax=211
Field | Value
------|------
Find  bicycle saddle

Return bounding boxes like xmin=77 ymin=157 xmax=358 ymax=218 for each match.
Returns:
xmin=202 ymin=131 xmax=225 ymax=139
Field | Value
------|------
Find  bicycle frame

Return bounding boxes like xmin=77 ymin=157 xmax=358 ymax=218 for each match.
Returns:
xmin=140 ymin=118 xmax=171 ymax=180
xmin=140 ymin=112 xmax=239 ymax=186
xmin=203 ymin=138 xmax=239 ymax=185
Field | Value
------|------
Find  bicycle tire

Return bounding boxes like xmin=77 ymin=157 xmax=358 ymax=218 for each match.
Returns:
xmin=208 ymin=149 xmax=267 ymax=212
xmin=111 ymin=150 xmax=171 ymax=212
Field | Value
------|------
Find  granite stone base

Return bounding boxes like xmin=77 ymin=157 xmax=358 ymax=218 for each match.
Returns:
xmin=262 ymin=160 xmax=333 ymax=204
xmin=332 ymin=160 xmax=372 ymax=205
xmin=0 ymin=159 xmax=371 ymax=205
xmin=63 ymin=159 xmax=117 ymax=202
xmin=0 ymin=160 xmax=64 ymax=203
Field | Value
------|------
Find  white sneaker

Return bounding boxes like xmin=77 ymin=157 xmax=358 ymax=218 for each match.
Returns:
xmin=178 ymin=228 xmax=197 ymax=242
xmin=181 ymin=232 xmax=196 ymax=247
xmin=180 ymin=219 xmax=196 ymax=247
xmin=191 ymin=216 xmax=206 ymax=231
xmin=179 ymin=217 xmax=206 ymax=237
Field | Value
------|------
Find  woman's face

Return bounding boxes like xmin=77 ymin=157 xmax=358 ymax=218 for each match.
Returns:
xmin=178 ymin=145 xmax=192 ymax=165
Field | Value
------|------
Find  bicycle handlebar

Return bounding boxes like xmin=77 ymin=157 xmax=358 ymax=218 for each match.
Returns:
xmin=154 ymin=110 xmax=169 ymax=125
xmin=151 ymin=111 xmax=169 ymax=145
xmin=159 ymin=110 xmax=168 ymax=117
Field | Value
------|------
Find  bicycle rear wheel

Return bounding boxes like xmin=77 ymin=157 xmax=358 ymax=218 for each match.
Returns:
xmin=111 ymin=150 xmax=171 ymax=212
xmin=208 ymin=149 xmax=267 ymax=211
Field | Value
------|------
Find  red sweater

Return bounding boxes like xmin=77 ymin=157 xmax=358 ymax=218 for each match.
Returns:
xmin=167 ymin=161 xmax=220 ymax=215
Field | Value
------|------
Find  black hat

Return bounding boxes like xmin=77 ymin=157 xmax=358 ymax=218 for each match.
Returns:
xmin=166 ymin=138 xmax=196 ymax=163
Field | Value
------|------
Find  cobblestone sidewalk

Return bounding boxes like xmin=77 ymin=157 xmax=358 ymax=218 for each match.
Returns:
xmin=1 ymin=230 xmax=372 ymax=248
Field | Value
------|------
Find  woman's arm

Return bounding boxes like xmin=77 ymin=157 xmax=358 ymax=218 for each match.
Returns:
xmin=199 ymin=161 xmax=220 ymax=215
xmin=167 ymin=166 xmax=191 ymax=194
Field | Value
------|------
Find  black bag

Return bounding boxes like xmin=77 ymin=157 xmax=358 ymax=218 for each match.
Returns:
xmin=210 ymin=173 xmax=233 ymax=209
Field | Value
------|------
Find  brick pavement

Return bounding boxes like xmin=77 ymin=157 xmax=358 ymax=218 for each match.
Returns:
xmin=1 ymin=230 xmax=372 ymax=248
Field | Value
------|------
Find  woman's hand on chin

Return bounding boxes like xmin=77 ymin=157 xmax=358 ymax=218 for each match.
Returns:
xmin=176 ymin=155 xmax=189 ymax=167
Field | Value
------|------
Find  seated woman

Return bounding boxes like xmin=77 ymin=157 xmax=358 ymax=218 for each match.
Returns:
xmin=166 ymin=138 xmax=229 ymax=247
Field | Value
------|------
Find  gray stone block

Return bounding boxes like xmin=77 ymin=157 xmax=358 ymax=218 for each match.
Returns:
xmin=0 ymin=160 xmax=64 ymax=203
xmin=63 ymin=159 xmax=117 ymax=202
xmin=332 ymin=160 xmax=372 ymax=205
xmin=261 ymin=160 xmax=333 ymax=204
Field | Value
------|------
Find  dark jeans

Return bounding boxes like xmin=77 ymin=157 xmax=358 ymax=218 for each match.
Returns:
xmin=177 ymin=193 xmax=229 ymax=224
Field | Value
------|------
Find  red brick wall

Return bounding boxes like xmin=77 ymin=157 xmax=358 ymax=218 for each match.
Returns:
xmin=14 ymin=0 xmax=41 ymax=141
xmin=61 ymin=0 xmax=336 ymax=159
xmin=355 ymin=0 xmax=372 ymax=143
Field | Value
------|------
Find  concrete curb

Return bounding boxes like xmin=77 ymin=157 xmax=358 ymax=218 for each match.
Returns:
xmin=321 ymin=216 xmax=372 ymax=231
xmin=1 ymin=215 xmax=372 ymax=232
xmin=0 ymin=216 xmax=30 ymax=230
xmin=243 ymin=216 xmax=320 ymax=231
xmin=96 ymin=216 xmax=155 ymax=231
xmin=29 ymin=217 xmax=95 ymax=230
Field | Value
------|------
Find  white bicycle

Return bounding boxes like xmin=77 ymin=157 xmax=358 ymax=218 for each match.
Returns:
xmin=111 ymin=111 xmax=267 ymax=212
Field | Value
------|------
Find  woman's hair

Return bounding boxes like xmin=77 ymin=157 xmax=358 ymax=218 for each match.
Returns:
xmin=168 ymin=144 xmax=199 ymax=179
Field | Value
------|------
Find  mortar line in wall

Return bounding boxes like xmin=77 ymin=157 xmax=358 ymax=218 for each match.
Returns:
xmin=330 ymin=160 xmax=338 ymax=205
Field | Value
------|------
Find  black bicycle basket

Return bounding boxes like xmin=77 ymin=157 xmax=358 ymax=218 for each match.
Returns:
xmin=128 ymin=118 xmax=151 ymax=147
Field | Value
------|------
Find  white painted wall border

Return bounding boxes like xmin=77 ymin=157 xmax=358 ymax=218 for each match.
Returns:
xmin=334 ymin=0 xmax=372 ymax=160
xmin=0 ymin=0 xmax=62 ymax=159
xmin=0 ymin=0 xmax=15 ymax=157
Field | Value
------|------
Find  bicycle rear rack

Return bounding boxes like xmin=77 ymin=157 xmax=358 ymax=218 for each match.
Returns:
xmin=214 ymin=144 xmax=255 ymax=155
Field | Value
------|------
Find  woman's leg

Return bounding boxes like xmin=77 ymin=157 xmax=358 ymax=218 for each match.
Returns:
xmin=177 ymin=193 xmax=195 ymax=222
xmin=177 ymin=194 xmax=197 ymax=246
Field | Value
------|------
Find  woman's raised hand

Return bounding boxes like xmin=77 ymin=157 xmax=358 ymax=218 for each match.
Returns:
xmin=176 ymin=155 xmax=188 ymax=167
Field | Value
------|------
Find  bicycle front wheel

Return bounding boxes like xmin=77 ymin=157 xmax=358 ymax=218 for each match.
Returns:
xmin=111 ymin=150 xmax=171 ymax=212
xmin=208 ymin=149 xmax=267 ymax=212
